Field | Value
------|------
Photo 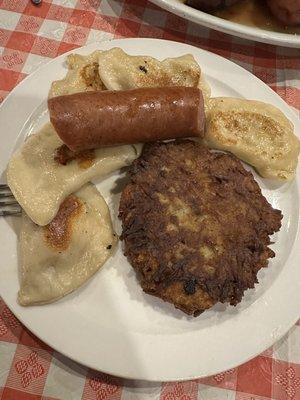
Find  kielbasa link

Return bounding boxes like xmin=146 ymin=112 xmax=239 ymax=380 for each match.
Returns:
xmin=48 ymin=87 xmax=205 ymax=152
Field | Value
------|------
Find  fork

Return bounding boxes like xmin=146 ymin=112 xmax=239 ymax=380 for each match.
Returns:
xmin=0 ymin=184 xmax=21 ymax=216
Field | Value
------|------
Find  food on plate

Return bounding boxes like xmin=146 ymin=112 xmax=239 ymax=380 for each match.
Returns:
xmin=48 ymin=87 xmax=205 ymax=151
xmin=7 ymin=123 xmax=140 ymax=226
xmin=18 ymin=184 xmax=116 ymax=306
xmin=119 ymin=140 xmax=282 ymax=316
xmin=97 ymin=47 xmax=211 ymax=105
xmin=49 ymin=51 xmax=104 ymax=98
xmin=5 ymin=45 xmax=295 ymax=315
xmin=267 ymin=0 xmax=300 ymax=25
xmin=186 ymin=0 xmax=240 ymax=12
xmin=186 ymin=0 xmax=300 ymax=31
xmin=205 ymin=98 xmax=300 ymax=180
xmin=49 ymin=48 xmax=210 ymax=106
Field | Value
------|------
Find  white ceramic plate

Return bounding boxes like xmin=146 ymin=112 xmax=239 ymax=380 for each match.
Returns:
xmin=0 ymin=38 xmax=300 ymax=382
xmin=150 ymin=0 xmax=300 ymax=48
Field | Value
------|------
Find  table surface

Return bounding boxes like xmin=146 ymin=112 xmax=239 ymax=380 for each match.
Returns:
xmin=0 ymin=1 xmax=300 ymax=399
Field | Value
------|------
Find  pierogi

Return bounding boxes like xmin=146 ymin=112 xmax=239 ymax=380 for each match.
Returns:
xmin=97 ymin=48 xmax=211 ymax=106
xmin=7 ymin=123 xmax=140 ymax=226
xmin=205 ymin=97 xmax=300 ymax=180
xmin=49 ymin=51 xmax=104 ymax=98
xmin=49 ymin=47 xmax=211 ymax=106
xmin=18 ymin=184 xmax=116 ymax=306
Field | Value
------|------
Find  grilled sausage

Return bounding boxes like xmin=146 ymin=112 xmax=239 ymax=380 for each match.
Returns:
xmin=267 ymin=0 xmax=300 ymax=25
xmin=48 ymin=87 xmax=205 ymax=151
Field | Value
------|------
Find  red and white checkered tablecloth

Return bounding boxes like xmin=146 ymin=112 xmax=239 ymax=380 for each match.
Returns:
xmin=0 ymin=1 xmax=300 ymax=399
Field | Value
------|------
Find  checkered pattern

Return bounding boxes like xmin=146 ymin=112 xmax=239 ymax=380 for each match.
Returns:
xmin=0 ymin=0 xmax=299 ymax=399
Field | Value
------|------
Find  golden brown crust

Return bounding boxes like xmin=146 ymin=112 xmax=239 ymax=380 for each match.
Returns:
xmin=54 ymin=144 xmax=95 ymax=169
xmin=119 ymin=140 xmax=282 ymax=316
xmin=80 ymin=62 xmax=105 ymax=90
xmin=44 ymin=195 xmax=83 ymax=251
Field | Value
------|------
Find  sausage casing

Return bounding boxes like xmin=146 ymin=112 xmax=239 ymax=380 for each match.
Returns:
xmin=48 ymin=87 xmax=205 ymax=151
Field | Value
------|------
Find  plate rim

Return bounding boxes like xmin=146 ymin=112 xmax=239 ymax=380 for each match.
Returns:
xmin=149 ymin=0 xmax=300 ymax=48
xmin=0 ymin=38 xmax=300 ymax=382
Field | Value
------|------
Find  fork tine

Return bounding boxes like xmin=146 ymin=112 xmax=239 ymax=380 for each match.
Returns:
xmin=0 ymin=184 xmax=21 ymax=217
xmin=0 ymin=198 xmax=18 ymax=206
xmin=0 ymin=184 xmax=14 ymax=199
xmin=0 ymin=209 xmax=21 ymax=216
xmin=0 ymin=185 xmax=12 ymax=194
xmin=0 ymin=192 xmax=14 ymax=198
xmin=0 ymin=184 xmax=10 ymax=190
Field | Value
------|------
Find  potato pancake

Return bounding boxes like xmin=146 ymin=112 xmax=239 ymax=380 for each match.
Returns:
xmin=119 ymin=140 xmax=282 ymax=316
